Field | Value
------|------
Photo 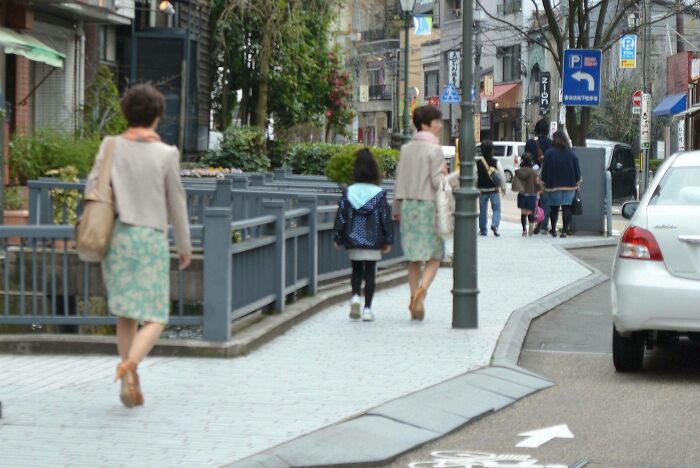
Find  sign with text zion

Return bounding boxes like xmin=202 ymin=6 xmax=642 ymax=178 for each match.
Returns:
xmin=562 ymin=49 xmax=602 ymax=107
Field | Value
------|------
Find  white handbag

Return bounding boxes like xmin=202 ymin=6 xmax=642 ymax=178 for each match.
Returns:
xmin=435 ymin=178 xmax=455 ymax=240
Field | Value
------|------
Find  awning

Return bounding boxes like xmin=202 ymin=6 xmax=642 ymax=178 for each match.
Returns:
xmin=652 ymin=93 xmax=686 ymax=117
xmin=0 ymin=27 xmax=65 ymax=68
xmin=481 ymin=83 xmax=520 ymax=102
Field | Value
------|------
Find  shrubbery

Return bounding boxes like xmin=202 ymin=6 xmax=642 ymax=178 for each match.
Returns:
xmin=9 ymin=130 xmax=101 ymax=184
xmin=203 ymin=126 xmax=270 ymax=172
xmin=324 ymin=145 xmax=399 ymax=185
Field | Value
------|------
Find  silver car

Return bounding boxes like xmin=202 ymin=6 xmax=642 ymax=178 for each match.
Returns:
xmin=612 ymin=151 xmax=700 ymax=371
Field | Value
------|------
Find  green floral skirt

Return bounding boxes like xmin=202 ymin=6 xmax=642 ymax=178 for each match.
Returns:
xmin=400 ymin=199 xmax=444 ymax=262
xmin=102 ymin=220 xmax=170 ymax=325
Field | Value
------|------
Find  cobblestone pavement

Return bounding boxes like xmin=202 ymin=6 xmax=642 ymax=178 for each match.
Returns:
xmin=0 ymin=222 xmax=592 ymax=467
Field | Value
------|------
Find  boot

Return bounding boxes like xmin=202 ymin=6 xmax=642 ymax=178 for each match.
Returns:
xmin=528 ymin=222 xmax=536 ymax=236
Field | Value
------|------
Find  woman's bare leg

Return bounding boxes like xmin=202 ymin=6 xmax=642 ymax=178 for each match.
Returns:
xmin=420 ymin=259 xmax=441 ymax=293
xmin=127 ymin=322 xmax=166 ymax=364
xmin=408 ymin=262 xmax=422 ymax=297
xmin=116 ymin=317 xmax=138 ymax=361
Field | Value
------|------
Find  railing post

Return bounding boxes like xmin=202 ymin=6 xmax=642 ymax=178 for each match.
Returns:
xmin=214 ymin=178 xmax=232 ymax=207
xmin=28 ymin=183 xmax=40 ymax=224
xmin=273 ymin=167 xmax=289 ymax=180
xmin=606 ymin=170 xmax=613 ymax=237
xmin=203 ymin=207 xmax=232 ymax=342
xmin=250 ymin=174 xmax=266 ymax=187
xmin=263 ymin=200 xmax=286 ymax=313
xmin=231 ymin=174 xmax=249 ymax=189
xmin=297 ymin=195 xmax=318 ymax=296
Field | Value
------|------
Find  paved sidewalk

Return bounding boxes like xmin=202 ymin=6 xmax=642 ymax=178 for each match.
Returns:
xmin=0 ymin=222 xmax=595 ymax=467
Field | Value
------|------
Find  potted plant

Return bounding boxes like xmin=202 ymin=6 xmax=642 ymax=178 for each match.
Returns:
xmin=3 ymin=186 xmax=29 ymax=245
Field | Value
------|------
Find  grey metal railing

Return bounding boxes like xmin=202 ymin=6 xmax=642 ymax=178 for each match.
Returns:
xmin=6 ymin=172 xmax=405 ymax=341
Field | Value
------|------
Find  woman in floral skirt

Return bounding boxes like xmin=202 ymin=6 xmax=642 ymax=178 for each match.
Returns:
xmin=85 ymin=84 xmax=191 ymax=408
xmin=392 ymin=105 xmax=448 ymax=321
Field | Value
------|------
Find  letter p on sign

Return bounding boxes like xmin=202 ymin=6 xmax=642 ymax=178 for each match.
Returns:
xmin=569 ymin=54 xmax=582 ymax=69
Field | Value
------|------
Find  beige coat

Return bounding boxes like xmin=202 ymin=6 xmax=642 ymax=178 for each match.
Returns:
xmin=392 ymin=140 xmax=446 ymax=217
xmin=86 ymin=136 xmax=192 ymax=255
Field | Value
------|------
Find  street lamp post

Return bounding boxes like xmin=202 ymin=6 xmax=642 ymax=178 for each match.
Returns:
xmin=400 ymin=0 xmax=417 ymax=143
xmin=453 ymin=0 xmax=479 ymax=328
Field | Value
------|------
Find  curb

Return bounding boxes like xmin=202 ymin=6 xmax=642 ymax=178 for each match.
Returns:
xmin=0 ymin=268 xmax=408 ymax=358
xmin=226 ymin=238 xmax=616 ymax=468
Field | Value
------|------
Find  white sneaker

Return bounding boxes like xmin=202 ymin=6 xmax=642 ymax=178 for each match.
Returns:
xmin=349 ymin=295 xmax=361 ymax=321
xmin=361 ymin=307 xmax=374 ymax=322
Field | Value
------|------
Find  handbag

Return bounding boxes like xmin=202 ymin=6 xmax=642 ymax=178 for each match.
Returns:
xmin=535 ymin=200 xmax=545 ymax=223
xmin=481 ymin=158 xmax=503 ymax=188
xmin=572 ymin=189 xmax=583 ymax=216
xmin=75 ymin=137 xmax=117 ymax=262
xmin=435 ymin=178 xmax=455 ymax=240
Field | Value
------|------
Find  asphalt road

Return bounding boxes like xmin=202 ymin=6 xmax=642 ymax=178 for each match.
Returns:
xmin=386 ymin=247 xmax=700 ymax=468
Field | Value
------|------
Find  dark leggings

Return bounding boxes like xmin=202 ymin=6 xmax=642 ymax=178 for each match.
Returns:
xmin=520 ymin=214 xmax=535 ymax=230
xmin=549 ymin=205 xmax=572 ymax=233
xmin=351 ymin=261 xmax=377 ymax=308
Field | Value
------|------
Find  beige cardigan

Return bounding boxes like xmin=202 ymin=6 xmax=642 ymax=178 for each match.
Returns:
xmin=86 ymin=136 xmax=192 ymax=255
xmin=392 ymin=140 xmax=446 ymax=217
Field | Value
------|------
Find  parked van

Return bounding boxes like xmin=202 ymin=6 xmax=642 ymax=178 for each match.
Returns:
xmin=586 ymin=139 xmax=637 ymax=201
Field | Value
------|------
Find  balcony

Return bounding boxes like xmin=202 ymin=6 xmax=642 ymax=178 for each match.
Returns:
xmin=369 ymin=84 xmax=393 ymax=101
xmin=497 ymin=0 xmax=522 ymax=15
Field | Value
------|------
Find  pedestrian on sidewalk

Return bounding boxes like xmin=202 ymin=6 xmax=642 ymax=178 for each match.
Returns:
xmin=540 ymin=130 xmax=582 ymax=238
xmin=476 ymin=140 xmax=506 ymax=237
xmin=392 ymin=105 xmax=449 ymax=321
xmin=85 ymin=84 xmax=192 ymax=408
xmin=525 ymin=119 xmax=552 ymax=235
xmin=511 ymin=152 xmax=542 ymax=236
xmin=333 ymin=149 xmax=394 ymax=322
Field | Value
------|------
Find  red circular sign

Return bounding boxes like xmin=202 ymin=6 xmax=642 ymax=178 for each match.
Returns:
xmin=633 ymin=90 xmax=642 ymax=107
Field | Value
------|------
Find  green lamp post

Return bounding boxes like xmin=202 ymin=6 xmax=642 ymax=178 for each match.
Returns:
xmin=400 ymin=0 xmax=417 ymax=144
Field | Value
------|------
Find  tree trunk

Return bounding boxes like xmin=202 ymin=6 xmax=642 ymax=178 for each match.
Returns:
xmin=254 ymin=30 xmax=272 ymax=130
xmin=565 ymin=106 xmax=591 ymax=146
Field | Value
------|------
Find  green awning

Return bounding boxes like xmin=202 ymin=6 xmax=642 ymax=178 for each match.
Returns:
xmin=0 ymin=27 xmax=65 ymax=68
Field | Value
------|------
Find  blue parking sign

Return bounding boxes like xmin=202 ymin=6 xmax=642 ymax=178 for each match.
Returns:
xmin=562 ymin=49 xmax=602 ymax=107
xmin=619 ymin=34 xmax=637 ymax=68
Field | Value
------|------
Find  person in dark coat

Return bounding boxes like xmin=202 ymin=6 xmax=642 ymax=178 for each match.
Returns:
xmin=540 ymin=130 xmax=582 ymax=238
xmin=334 ymin=149 xmax=393 ymax=322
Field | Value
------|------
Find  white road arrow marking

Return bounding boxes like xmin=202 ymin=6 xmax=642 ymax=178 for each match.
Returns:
xmin=516 ymin=424 xmax=574 ymax=448
xmin=571 ymin=71 xmax=595 ymax=92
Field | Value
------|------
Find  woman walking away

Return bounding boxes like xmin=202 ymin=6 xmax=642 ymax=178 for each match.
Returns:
xmin=511 ymin=152 xmax=541 ymax=236
xmin=392 ymin=105 xmax=448 ymax=321
xmin=334 ymin=149 xmax=393 ymax=322
xmin=86 ymin=84 xmax=192 ymax=408
xmin=540 ymin=130 xmax=581 ymax=238
xmin=476 ymin=140 xmax=507 ymax=237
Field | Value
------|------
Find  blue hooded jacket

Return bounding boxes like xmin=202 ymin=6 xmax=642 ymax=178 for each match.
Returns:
xmin=333 ymin=183 xmax=394 ymax=250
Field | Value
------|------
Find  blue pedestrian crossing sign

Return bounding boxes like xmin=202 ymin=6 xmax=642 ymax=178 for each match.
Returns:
xmin=440 ymin=83 xmax=461 ymax=104
xmin=562 ymin=49 xmax=602 ymax=107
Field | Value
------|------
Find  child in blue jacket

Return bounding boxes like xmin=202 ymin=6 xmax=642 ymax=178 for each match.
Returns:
xmin=333 ymin=149 xmax=394 ymax=321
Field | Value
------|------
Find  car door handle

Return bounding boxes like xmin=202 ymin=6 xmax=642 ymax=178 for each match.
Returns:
xmin=679 ymin=235 xmax=700 ymax=244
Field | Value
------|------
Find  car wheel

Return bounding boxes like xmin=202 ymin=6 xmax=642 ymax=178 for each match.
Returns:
xmin=504 ymin=170 xmax=513 ymax=183
xmin=612 ymin=325 xmax=645 ymax=372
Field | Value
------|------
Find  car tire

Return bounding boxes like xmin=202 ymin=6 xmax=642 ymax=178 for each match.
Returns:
xmin=612 ymin=325 xmax=645 ymax=372
xmin=504 ymin=170 xmax=513 ymax=183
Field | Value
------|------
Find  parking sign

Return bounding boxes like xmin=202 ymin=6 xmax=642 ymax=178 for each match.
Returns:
xmin=619 ymin=35 xmax=637 ymax=69
xmin=562 ymin=49 xmax=602 ymax=107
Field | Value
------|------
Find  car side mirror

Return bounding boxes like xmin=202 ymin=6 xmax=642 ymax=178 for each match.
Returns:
xmin=621 ymin=201 xmax=639 ymax=220
xmin=616 ymin=162 xmax=623 ymax=170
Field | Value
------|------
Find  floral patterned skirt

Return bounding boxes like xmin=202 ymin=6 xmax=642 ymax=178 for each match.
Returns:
xmin=102 ymin=220 xmax=170 ymax=325
xmin=400 ymin=199 xmax=444 ymax=262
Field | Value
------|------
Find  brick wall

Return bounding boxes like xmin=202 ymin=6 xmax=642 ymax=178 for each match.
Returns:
xmin=667 ymin=52 xmax=692 ymax=95
xmin=13 ymin=56 xmax=31 ymax=135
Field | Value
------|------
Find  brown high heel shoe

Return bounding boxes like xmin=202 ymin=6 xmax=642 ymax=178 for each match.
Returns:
xmin=115 ymin=359 xmax=144 ymax=408
xmin=412 ymin=287 xmax=427 ymax=321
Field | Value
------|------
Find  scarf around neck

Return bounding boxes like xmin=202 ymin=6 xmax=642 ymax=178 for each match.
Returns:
xmin=412 ymin=131 xmax=439 ymax=145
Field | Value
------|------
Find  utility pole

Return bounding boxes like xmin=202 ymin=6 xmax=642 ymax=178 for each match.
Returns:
xmin=453 ymin=0 xmax=479 ymax=329
xmin=641 ymin=0 xmax=652 ymax=195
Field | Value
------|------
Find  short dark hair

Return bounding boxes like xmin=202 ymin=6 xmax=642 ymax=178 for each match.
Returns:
xmin=534 ymin=119 xmax=549 ymax=136
xmin=120 ymin=84 xmax=165 ymax=128
xmin=520 ymin=152 xmax=534 ymax=167
xmin=353 ymin=148 xmax=381 ymax=185
xmin=552 ymin=130 xmax=570 ymax=150
xmin=481 ymin=140 xmax=494 ymax=159
xmin=412 ymin=105 xmax=442 ymax=131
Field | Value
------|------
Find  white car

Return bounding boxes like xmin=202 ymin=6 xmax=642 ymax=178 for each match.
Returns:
xmin=611 ymin=151 xmax=700 ymax=372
